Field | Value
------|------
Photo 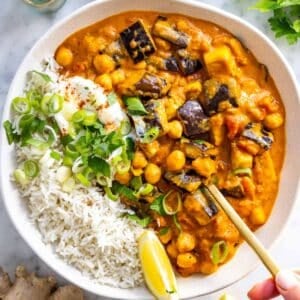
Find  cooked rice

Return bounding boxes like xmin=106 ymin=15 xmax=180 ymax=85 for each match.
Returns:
xmin=13 ymin=58 xmax=144 ymax=288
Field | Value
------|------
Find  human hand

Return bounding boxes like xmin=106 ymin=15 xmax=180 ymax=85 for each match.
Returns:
xmin=248 ymin=270 xmax=300 ymax=300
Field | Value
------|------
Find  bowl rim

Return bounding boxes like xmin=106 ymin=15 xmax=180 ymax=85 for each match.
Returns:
xmin=1 ymin=0 xmax=300 ymax=299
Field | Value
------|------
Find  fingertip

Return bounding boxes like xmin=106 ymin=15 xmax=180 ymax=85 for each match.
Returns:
xmin=248 ymin=278 xmax=279 ymax=300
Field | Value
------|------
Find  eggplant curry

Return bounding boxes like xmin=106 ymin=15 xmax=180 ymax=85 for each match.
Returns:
xmin=55 ymin=12 xmax=285 ymax=276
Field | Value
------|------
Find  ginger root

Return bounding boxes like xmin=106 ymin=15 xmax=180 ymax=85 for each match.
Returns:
xmin=0 ymin=265 xmax=84 ymax=300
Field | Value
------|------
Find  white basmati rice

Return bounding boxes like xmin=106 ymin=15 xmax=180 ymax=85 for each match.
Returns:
xmin=14 ymin=58 xmax=144 ymax=288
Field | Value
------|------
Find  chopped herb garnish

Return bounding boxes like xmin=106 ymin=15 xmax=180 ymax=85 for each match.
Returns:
xmin=123 ymin=96 xmax=148 ymax=115
xmin=32 ymin=70 xmax=52 ymax=82
xmin=126 ymin=214 xmax=152 ymax=227
xmin=159 ymin=227 xmax=169 ymax=236
xmin=150 ymin=194 xmax=166 ymax=215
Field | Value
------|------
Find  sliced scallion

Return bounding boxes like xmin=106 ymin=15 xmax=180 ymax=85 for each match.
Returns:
xmin=173 ymin=214 xmax=182 ymax=231
xmin=210 ymin=241 xmax=229 ymax=265
xmin=72 ymin=110 xmax=87 ymax=123
xmin=162 ymin=190 xmax=182 ymax=215
xmin=62 ymin=177 xmax=76 ymax=193
xmin=23 ymin=160 xmax=39 ymax=178
xmin=130 ymin=176 xmax=143 ymax=191
xmin=119 ymin=119 xmax=132 ymax=136
xmin=13 ymin=169 xmax=28 ymax=185
xmin=104 ymin=186 xmax=119 ymax=201
xmin=3 ymin=120 xmax=15 ymax=145
xmin=12 ymin=97 xmax=31 ymax=114
xmin=116 ymin=159 xmax=131 ymax=174
xmin=75 ymin=172 xmax=91 ymax=187
xmin=41 ymin=94 xmax=64 ymax=115
xmin=233 ymin=168 xmax=252 ymax=177
xmin=82 ymin=110 xmax=97 ymax=126
xmin=141 ymin=126 xmax=160 ymax=144
xmin=50 ymin=150 xmax=61 ymax=161
xmin=137 ymin=183 xmax=153 ymax=196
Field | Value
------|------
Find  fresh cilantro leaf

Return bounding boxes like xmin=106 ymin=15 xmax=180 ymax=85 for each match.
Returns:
xmin=126 ymin=214 xmax=152 ymax=227
xmin=123 ymin=96 xmax=148 ymax=116
xmin=88 ymin=156 xmax=111 ymax=177
xmin=150 ymin=195 xmax=166 ymax=215
xmin=112 ymin=181 xmax=137 ymax=201
xmin=125 ymin=137 xmax=135 ymax=160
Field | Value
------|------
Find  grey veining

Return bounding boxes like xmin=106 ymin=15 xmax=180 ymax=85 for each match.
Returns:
xmin=0 ymin=1 xmax=299 ymax=299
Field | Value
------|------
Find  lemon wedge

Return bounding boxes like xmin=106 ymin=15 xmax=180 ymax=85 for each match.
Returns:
xmin=138 ymin=230 xmax=179 ymax=300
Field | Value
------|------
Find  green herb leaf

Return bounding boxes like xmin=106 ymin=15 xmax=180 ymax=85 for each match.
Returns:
xmin=32 ymin=70 xmax=52 ymax=83
xmin=88 ymin=156 xmax=110 ymax=177
xmin=3 ymin=120 xmax=16 ymax=145
xmin=126 ymin=214 xmax=152 ymax=227
xmin=150 ymin=195 xmax=165 ymax=215
xmin=112 ymin=181 xmax=137 ymax=201
xmin=50 ymin=150 xmax=61 ymax=161
xmin=125 ymin=137 xmax=135 ymax=160
xmin=123 ymin=96 xmax=148 ymax=116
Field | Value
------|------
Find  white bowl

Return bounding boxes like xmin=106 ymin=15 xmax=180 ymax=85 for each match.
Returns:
xmin=1 ymin=0 xmax=300 ymax=299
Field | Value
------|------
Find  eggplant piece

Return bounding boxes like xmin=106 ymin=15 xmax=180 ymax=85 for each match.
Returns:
xmin=104 ymin=39 xmax=127 ymax=64
xmin=165 ymin=171 xmax=202 ymax=193
xmin=221 ymin=178 xmax=245 ymax=199
xmin=149 ymin=56 xmax=180 ymax=72
xmin=144 ymin=99 xmax=168 ymax=134
xmin=241 ymin=123 xmax=273 ymax=151
xmin=197 ymin=188 xmax=219 ymax=217
xmin=120 ymin=20 xmax=156 ymax=63
xmin=203 ymin=79 xmax=238 ymax=116
xmin=177 ymin=57 xmax=203 ymax=75
xmin=178 ymin=100 xmax=210 ymax=138
xmin=152 ymin=16 xmax=189 ymax=48
xmin=135 ymin=72 xmax=167 ymax=99
xmin=180 ymin=139 xmax=217 ymax=159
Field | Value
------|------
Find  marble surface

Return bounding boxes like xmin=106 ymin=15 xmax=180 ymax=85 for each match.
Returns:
xmin=0 ymin=1 xmax=299 ymax=299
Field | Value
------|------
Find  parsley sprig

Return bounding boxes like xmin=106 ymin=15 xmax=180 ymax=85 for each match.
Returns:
xmin=252 ymin=0 xmax=300 ymax=44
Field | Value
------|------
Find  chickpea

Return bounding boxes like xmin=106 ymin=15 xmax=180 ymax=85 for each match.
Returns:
xmin=167 ymin=241 xmax=178 ymax=259
xmin=140 ymin=140 xmax=160 ymax=158
xmin=95 ymin=74 xmax=112 ymax=90
xmin=159 ymin=228 xmax=172 ymax=244
xmin=110 ymin=69 xmax=126 ymax=85
xmin=250 ymin=206 xmax=266 ymax=225
xmin=55 ymin=47 xmax=73 ymax=67
xmin=264 ymin=112 xmax=284 ymax=130
xmin=93 ymin=54 xmax=115 ymax=74
xmin=166 ymin=150 xmax=186 ymax=171
xmin=167 ymin=120 xmax=183 ymax=139
xmin=131 ymin=167 xmax=144 ymax=177
xmin=114 ymin=171 xmax=132 ymax=185
xmin=176 ymin=232 xmax=196 ymax=253
xmin=132 ymin=151 xmax=148 ymax=169
xmin=144 ymin=163 xmax=162 ymax=184
xmin=192 ymin=157 xmax=216 ymax=177
xmin=177 ymin=253 xmax=197 ymax=268
xmin=185 ymin=81 xmax=202 ymax=98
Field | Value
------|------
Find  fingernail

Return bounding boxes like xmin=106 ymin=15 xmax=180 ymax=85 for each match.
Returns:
xmin=276 ymin=271 xmax=299 ymax=290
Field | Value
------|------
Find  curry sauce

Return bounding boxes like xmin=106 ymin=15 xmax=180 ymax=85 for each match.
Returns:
xmin=55 ymin=11 xmax=285 ymax=277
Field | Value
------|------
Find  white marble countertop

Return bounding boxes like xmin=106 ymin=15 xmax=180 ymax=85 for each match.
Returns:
xmin=0 ymin=1 xmax=299 ymax=299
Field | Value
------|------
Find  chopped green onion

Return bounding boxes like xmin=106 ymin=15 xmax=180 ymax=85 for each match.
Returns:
xmin=141 ymin=126 xmax=160 ymax=143
xmin=96 ymin=174 xmax=111 ymax=186
xmin=104 ymin=186 xmax=119 ymax=201
xmin=233 ymin=168 xmax=252 ymax=177
xmin=63 ymin=156 xmax=74 ymax=167
xmin=65 ymin=144 xmax=79 ymax=159
xmin=23 ymin=160 xmax=39 ymax=178
xmin=123 ymin=96 xmax=148 ymax=116
xmin=116 ymin=159 xmax=131 ymax=174
xmin=173 ymin=214 xmax=182 ymax=231
xmin=210 ymin=241 xmax=229 ymax=265
xmin=25 ymin=138 xmax=49 ymax=150
xmin=82 ymin=110 xmax=97 ymax=126
xmin=19 ymin=114 xmax=35 ymax=129
xmin=125 ymin=137 xmax=135 ymax=160
xmin=62 ymin=177 xmax=76 ymax=193
xmin=3 ymin=120 xmax=15 ymax=145
xmin=75 ymin=172 xmax=91 ymax=187
xmin=12 ymin=97 xmax=31 ymax=114
xmin=119 ymin=119 xmax=132 ymax=136
xmin=13 ymin=169 xmax=28 ymax=185
xmin=72 ymin=157 xmax=85 ymax=174
xmin=112 ymin=181 xmax=137 ymax=201
xmin=88 ymin=156 xmax=110 ymax=177
xmin=126 ymin=214 xmax=151 ymax=227
xmin=41 ymin=94 xmax=64 ymax=115
xmin=162 ymin=190 xmax=182 ymax=215
xmin=50 ymin=151 xmax=61 ymax=161
xmin=137 ymin=183 xmax=153 ymax=196
xmin=130 ymin=176 xmax=143 ymax=191
xmin=72 ymin=110 xmax=87 ymax=123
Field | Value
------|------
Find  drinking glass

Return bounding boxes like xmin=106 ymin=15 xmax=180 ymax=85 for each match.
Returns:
xmin=23 ymin=0 xmax=67 ymax=13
